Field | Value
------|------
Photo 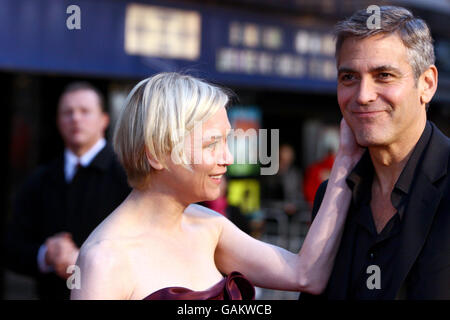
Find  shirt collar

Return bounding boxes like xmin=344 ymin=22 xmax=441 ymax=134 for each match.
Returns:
xmin=390 ymin=122 xmax=432 ymax=213
xmin=346 ymin=122 xmax=433 ymax=216
xmin=64 ymin=138 xmax=106 ymax=182
xmin=65 ymin=138 xmax=106 ymax=167
xmin=392 ymin=122 xmax=432 ymax=195
xmin=346 ymin=150 xmax=374 ymax=207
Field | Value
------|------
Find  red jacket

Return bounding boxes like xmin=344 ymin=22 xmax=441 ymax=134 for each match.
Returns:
xmin=303 ymin=154 xmax=335 ymax=207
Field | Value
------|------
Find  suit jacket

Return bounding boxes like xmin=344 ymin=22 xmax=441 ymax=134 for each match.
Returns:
xmin=300 ymin=122 xmax=450 ymax=300
xmin=5 ymin=144 xmax=131 ymax=299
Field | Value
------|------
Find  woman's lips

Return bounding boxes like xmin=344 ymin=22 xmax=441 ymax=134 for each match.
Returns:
xmin=209 ymin=175 xmax=223 ymax=184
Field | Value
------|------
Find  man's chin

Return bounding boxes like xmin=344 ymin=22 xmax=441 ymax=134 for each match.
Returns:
xmin=66 ymin=139 xmax=88 ymax=151
xmin=355 ymin=134 xmax=386 ymax=148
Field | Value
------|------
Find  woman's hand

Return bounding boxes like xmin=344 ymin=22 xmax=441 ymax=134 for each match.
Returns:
xmin=335 ymin=118 xmax=365 ymax=167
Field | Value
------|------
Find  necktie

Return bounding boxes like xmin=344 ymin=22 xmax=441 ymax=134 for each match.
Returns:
xmin=74 ymin=161 xmax=82 ymax=177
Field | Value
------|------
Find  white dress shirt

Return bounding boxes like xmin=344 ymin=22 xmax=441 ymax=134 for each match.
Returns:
xmin=64 ymin=138 xmax=106 ymax=183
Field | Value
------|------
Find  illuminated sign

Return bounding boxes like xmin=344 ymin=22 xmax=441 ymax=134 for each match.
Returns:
xmin=125 ymin=4 xmax=201 ymax=60
xmin=217 ymin=22 xmax=336 ymax=80
xmin=1 ymin=0 xmax=340 ymax=91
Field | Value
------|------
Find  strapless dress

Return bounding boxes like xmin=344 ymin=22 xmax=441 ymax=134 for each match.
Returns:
xmin=143 ymin=271 xmax=255 ymax=300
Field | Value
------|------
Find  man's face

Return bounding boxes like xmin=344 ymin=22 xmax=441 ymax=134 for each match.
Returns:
xmin=336 ymin=34 xmax=426 ymax=148
xmin=57 ymin=89 xmax=109 ymax=152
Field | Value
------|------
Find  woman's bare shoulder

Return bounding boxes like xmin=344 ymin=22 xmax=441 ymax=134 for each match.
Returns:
xmin=72 ymin=238 xmax=133 ymax=299
xmin=78 ymin=209 xmax=135 ymax=272
xmin=184 ymin=204 xmax=227 ymax=238
xmin=185 ymin=203 xmax=225 ymax=219
xmin=78 ymin=237 xmax=127 ymax=274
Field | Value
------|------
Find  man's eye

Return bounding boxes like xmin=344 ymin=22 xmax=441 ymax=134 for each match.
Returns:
xmin=339 ymin=74 xmax=354 ymax=82
xmin=379 ymin=72 xmax=393 ymax=79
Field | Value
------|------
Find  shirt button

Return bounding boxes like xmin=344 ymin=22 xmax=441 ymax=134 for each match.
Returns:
xmin=370 ymin=252 xmax=374 ymax=259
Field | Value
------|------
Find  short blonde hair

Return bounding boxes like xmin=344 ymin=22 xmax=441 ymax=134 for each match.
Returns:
xmin=113 ymin=72 xmax=231 ymax=189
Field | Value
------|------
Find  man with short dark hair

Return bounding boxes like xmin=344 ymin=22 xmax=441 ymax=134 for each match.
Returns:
xmin=300 ymin=6 xmax=450 ymax=299
xmin=5 ymin=83 xmax=131 ymax=299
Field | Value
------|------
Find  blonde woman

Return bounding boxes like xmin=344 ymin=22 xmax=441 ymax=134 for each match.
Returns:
xmin=71 ymin=73 xmax=363 ymax=300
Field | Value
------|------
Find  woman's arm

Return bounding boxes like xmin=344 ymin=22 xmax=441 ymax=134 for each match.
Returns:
xmin=214 ymin=119 xmax=364 ymax=294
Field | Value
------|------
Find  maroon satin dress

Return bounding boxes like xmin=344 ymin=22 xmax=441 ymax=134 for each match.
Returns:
xmin=143 ymin=271 xmax=255 ymax=300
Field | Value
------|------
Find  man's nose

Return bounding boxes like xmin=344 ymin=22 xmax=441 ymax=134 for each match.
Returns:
xmin=356 ymin=77 xmax=377 ymax=105
xmin=71 ymin=110 xmax=83 ymax=122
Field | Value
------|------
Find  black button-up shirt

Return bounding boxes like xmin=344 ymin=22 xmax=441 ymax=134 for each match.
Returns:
xmin=346 ymin=122 xmax=432 ymax=299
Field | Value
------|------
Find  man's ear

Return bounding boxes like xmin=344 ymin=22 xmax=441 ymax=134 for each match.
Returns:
xmin=101 ymin=113 xmax=110 ymax=131
xmin=419 ymin=65 xmax=438 ymax=105
xmin=145 ymin=148 xmax=164 ymax=170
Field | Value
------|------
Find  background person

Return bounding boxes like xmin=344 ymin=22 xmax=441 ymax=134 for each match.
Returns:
xmin=261 ymin=143 xmax=306 ymax=247
xmin=303 ymin=148 xmax=336 ymax=208
xmin=261 ymin=143 xmax=304 ymax=215
xmin=5 ymin=82 xmax=131 ymax=299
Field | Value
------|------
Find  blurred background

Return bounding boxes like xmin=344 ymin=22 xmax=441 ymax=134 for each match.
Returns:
xmin=1 ymin=0 xmax=449 ymax=300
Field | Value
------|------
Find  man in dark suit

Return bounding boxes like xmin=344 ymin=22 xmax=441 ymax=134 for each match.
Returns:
xmin=300 ymin=6 xmax=449 ymax=300
xmin=5 ymin=82 xmax=131 ymax=299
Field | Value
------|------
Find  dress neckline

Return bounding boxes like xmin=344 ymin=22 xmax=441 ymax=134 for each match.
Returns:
xmin=143 ymin=271 xmax=255 ymax=300
xmin=144 ymin=276 xmax=225 ymax=299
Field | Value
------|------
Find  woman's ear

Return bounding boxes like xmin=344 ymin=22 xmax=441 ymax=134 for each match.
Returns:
xmin=419 ymin=65 xmax=438 ymax=105
xmin=145 ymin=148 xmax=164 ymax=170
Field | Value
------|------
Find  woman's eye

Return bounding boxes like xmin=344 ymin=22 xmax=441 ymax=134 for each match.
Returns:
xmin=206 ymin=142 xmax=218 ymax=149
